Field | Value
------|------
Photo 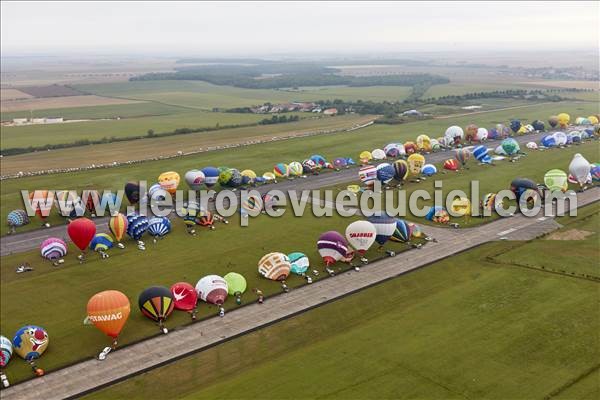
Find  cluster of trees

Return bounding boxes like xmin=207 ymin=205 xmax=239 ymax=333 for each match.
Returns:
xmin=259 ymin=115 xmax=300 ymax=125
xmin=417 ymin=89 xmax=565 ymax=106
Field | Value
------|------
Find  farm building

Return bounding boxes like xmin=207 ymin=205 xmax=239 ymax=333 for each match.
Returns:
xmin=323 ymin=108 xmax=338 ymax=116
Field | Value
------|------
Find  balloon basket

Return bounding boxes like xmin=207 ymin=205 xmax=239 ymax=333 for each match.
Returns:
xmin=1 ymin=372 xmax=9 ymax=388
xmin=117 ymin=243 xmax=125 ymax=249
xmin=354 ymin=266 xmax=361 ymax=272
xmin=385 ymin=250 xmax=396 ymax=257
xmin=161 ymin=327 xmax=169 ymax=334
xmin=98 ymin=346 xmax=112 ymax=361
xmin=360 ymin=257 xmax=368 ymax=264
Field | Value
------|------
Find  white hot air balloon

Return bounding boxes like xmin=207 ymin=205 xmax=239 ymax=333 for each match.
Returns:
xmin=185 ymin=169 xmax=206 ymax=190
xmin=475 ymin=127 xmax=488 ymax=142
xmin=371 ymin=149 xmax=386 ymax=160
xmin=345 ymin=221 xmax=377 ymax=256
xmin=195 ymin=275 xmax=228 ymax=305
xmin=553 ymin=131 xmax=568 ymax=147
xmin=569 ymin=153 xmax=591 ymax=187
xmin=445 ymin=126 xmax=464 ymax=142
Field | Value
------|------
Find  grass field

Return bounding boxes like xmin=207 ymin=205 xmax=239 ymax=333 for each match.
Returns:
xmin=0 ymin=95 xmax=144 ymax=114
xmin=84 ymin=206 xmax=600 ymax=399
xmin=1 ymin=101 xmax=598 ymax=235
xmin=423 ymin=81 xmax=562 ymax=98
xmin=0 ymin=207 xmax=417 ymax=384
xmin=73 ymin=81 xmax=413 ymax=109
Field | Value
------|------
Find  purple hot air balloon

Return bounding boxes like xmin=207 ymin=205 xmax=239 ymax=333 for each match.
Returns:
xmin=333 ymin=157 xmax=348 ymax=169
xmin=40 ymin=237 xmax=67 ymax=261
xmin=317 ymin=231 xmax=349 ymax=266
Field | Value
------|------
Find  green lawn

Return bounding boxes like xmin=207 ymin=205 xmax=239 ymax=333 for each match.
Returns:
xmin=1 ymin=101 xmax=598 ymax=236
xmin=74 ymin=81 xmax=413 ymax=109
xmin=85 ymin=222 xmax=599 ymax=399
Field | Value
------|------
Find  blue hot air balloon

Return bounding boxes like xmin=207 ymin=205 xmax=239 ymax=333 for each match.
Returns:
xmin=201 ymin=167 xmax=220 ymax=188
xmin=390 ymin=219 xmax=411 ymax=243
xmin=366 ymin=214 xmax=396 ymax=246
xmin=540 ymin=135 xmax=556 ymax=148
xmin=376 ymin=163 xmax=395 ymax=184
xmin=126 ymin=213 xmax=149 ymax=240
xmin=147 ymin=217 xmax=171 ymax=238
xmin=510 ymin=119 xmax=521 ymax=133
xmin=421 ymin=164 xmax=437 ymax=176
xmin=89 ymin=233 xmax=114 ymax=252
xmin=473 ymin=145 xmax=492 ymax=164
xmin=7 ymin=209 xmax=29 ymax=228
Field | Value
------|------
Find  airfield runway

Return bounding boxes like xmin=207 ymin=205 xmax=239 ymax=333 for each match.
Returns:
xmin=2 ymin=187 xmax=598 ymax=400
xmin=1 ymin=130 xmax=555 ymax=257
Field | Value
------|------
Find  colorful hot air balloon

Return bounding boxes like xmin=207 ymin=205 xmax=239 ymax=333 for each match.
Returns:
xmin=444 ymin=126 xmax=464 ymax=144
xmin=262 ymin=172 xmax=277 ymax=183
xmin=367 ymin=214 xmax=396 ymax=246
xmin=224 ymin=273 xmax=247 ymax=296
xmin=393 ymin=160 xmax=409 ymax=182
xmin=415 ymin=135 xmax=431 ymax=152
xmin=473 ymin=145 xmax=492 ymax=164
xmin=170 ymin=282 xmax=198 ymax=312
xmin=109 ymin=213 xmax=128 ymax=243
xmin=450 ymin=197 xmax=471 ymax=217
xmin=7 ymin=209 xmax=30 ymax=228
xmin=288 ymin=161 xmax=304 ymax=176
xmin=482 ymin=193 xmax=499 ymax=213
xmin=273 ymin=163 xmax=290 ymax=178
xmin=544 ymin=169 xmax=568 ymax=192
xmin=13 ymin=326 xmax=48 ymax=361
xmin=557 ymin=113 xmax=570 ymax=128
xmin=147 ymin=183 xmax=167 ymax=203
xmin=384 ymin=143 xmax=402 ymax=158
xmin=201 ymin=167 xmax=220 ymax=188
xmin=40 ymin=238 xmax=67 ymax=261
xmin=359 ymin=165 xmax=378 ymax=187
xmin=425 ymin=206 xmax=450 ymax=223
xmin=465 ymin=124 xmax=478 ymax=142
xmin=310 ymin=155 xmax=327 ymax=168
xmin=333 ymin=157 xmax=348 ymax=170
xmin=0 ymin=335 xmax=12 ymax=368
xmin=569 ymin=153 xmax=591 ymax=187
xmin=404 ymin=141 xmax=417 ymax=154
xmin=376 ymin=163 xmax=395 ymax=184
xmin=541 ymin=135 xmax=556 ymax=148
xmin=241 ymin=169 xmax=258 ymax=184
xmin=87 ymin=290 xmax=130 ymax=345
xmin=421 ymin=164 xmax=437 ymax=176
xmin=195 ymin=275 xmax=229 ymax=305
xmin=89 ymin=233 xmax=114 ymax=252
xmin=218 ymin=168 xmax=234 ymax=186
xmin=67 ymin=217 xmax=96 ymax=252
xmin=407 ymin=153 xmax=425 ymax=175
xmin=359 ymin=151 xmax=373 ymax=165
xmin=287 ymin=253 xmax=310 ymax=275
xmin=138 ymin=286 xmax=174 ymax=331
xmin=371 ymin=149 xmax=386 ymax=160
xmin=185 ymin=170 xmax=205 ymax=190
xmin=454 ymin=148 xmax=471 ymax=167
xmin=390 ymin=219 xmax=411 ymax=243
xmin=501 ymin=138 xmax=520 ymax=156
xmin=126 ymin=213 xmax=148 ymax=240
xmin=317 ymin=231 xmax=349 ymax=266
xmin=258 ymin=252 xmax=291 ymax=281
xmin=429 ymin=139 xmax=441 ymax=152
xmin=443 ymin=159 xmax=459 ymax=171
xmin=158 ymin=171 xmax=180 ymax=195
xmin=345 ymin=220 xmax=376 ymax=255
xmin=147 ymin=217 xmax=171 ymax=238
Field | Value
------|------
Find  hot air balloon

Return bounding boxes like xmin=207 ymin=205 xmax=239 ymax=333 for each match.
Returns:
xmin=404 ymin=141 xmax=417 ymax=154
xmin=13 ymin=325 xmax=48 ymax=366
xmin=68 ymin=217 xmax=96 ymax=258
xmin=475 ymin=127 xmax=488 ymax=142
xmin=347 ymin=184 xmax=361 ymax=194
xmin=445 ymin=126 xmax=464 ymax=144
xmin=258 ymin=252 xmax=291 ymax=280
xmin=218 ymin=168 xmax=234 ymax=186
xmin=415 ymin=135 xmax=431 ymax=152
xmin=317 ymin=231 xmax=349 ymax=266
xmin=310 ymin=155 xmax=327 ymax=169
xmin=541 ymin=135 xmax=556 ymax=148
xmin=569 ymin=153 xmax=591 ymax=188
xmin=171 ymin=282 xmax=198 ymax=317
xmin=124 ymin=182 xmax=140 ymax=204
xmin=90 ymin=233 xmax=114 ymax=252
xmin=509 ymin=120 xmax=521 ymax=133
xmin=201 ymin=167 xmax=220 ymax=188
xmin=287 ymin=253 xmax=310 ymax=275
xmin=501 ymin=138 xmax=520 ymax=156
xmin=393 ymin=160 xmax=409 ymax=182
xmin=345 ymin=220 xmax=376 ymax=256
xmin=241 ymin=194 xmax=263 ymax=218
xmin=109 ymin=213 xmax=128 ymax=245
xmin=138 ymin=286 xmax=174 ymax=333
xmin=359 ymin=165 xmax=378 ymax=187
xmin=465 ymin=124 xmax=478 ymax=142
xmin=376 ymin=163 xmax=395 ymax=185
xmin=126 ymin=213 xmax=148 ymax=240
xmin=333 ymin=157 xmax=348 ymax=170
xmin=241 ymin=169 xmax=258 ymax=185
xmin=224 ymin=273 xmax=247 ymax=304
xmin=443 ymin=159 xmax=459 ymax=171
xmin=482 ymin=193 xmax=499 ymax=213
xmin=421 ymin=164 xmax=437 ymax=176
xmin=425 ymin=206 xmax=450 ymax=223
xmin=409 ymin=223 xmax=423 ymax=238
xmin=407 ymin=153 xmax=425 ymax=175
xmin=544 ymin=169 xmax=568 ymax=192
xmin=358 ymin=151 xmax=372 ymax=165
xmin=430 ymin=138 xmax=441 ymax=152
xmin=510 ymin=178 xmax=539 ymax=200
xmin=158 ymin=171 xmax=180 ymax=195
xmin=40 ymin=237 xmax=67 ymax=261
xmin=589 ymin=163 xmax=600 ymax=182
xmin=531 ymin=120 xmax=545 ymax=131
xmin=384 ymin=143 xmax=402 ymax=158
xmin=390 ymin=219 xmax=411 ymax=243
xmin=288 ymin=161 xmax=304 ymax=176
xmin=371 ymin=149 xmax=386 ymax=160
xmin=0 ymin=335 xmax=12 ymax=368
xmin=195 ymin=275 xmax=229 ymax=305
xmin=147 ymin=216 xmax=171 ymax=239
xmin=548 ymin=116 xmax=558 ymax=128
xmin=273 ymin=163 xmax=290 ymax=178
xmin=262 ymin=172 xmax=276 ymax=183
xmin=450 ymin=197 xmax=471 ymax=217
xmin=148 ymin=183 xmax=167 ymax=202
xmin=557 ymin=113 xmax=570 ymax=128
xmin=185 ymin=170 xmax=205 ymax=190
xmin=367 ymin=214 xmax=396 ymax=246
xmin=7 ymin=209 xmax=30 ymax=232
xmin=454 ymin=148 xmax=471 ymax=167
xmin=473 ymin=145 xmax=492 ymax=164
xmin=553 ymin=131 xmax=567 ymax=146
xmin=526 ymin=142 xmax=538 ymax=150
xmin=87 ymin=290 xmax=130 ymax=348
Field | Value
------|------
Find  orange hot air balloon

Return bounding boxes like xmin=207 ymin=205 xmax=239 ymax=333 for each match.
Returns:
xmin=87 ymin=290 xmax=130 ymax=346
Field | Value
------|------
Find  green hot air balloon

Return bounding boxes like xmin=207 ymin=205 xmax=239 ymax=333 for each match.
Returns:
xmin=544 ymin=169 xmax=568 ymax=192
xmin=224 ymin=272 xmax=247 ymax=305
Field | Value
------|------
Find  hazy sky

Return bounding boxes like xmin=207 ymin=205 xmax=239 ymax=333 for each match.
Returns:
xmin=1 ymin=1 xmax=598 ymax=55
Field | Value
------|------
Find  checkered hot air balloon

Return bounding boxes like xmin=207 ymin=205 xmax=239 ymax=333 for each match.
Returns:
xmin=7 ymin=209 xmax=29 ymax=227
xmin=40 ymin=237 xmax=67 ymax=261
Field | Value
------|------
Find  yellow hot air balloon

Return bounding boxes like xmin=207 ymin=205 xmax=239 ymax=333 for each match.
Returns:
xmin=158 ymin=171 xmax=180 ymax=195
xmin=415 ymin=135 xmax=431 ymax=152
xmin=588 ymin=115 xmax=599 ymax=125
xmin=517 ymin=126 xmax=528 ymax=135
xmin=359 ymin=151 xmax=372 ymax=165
xmin=557 ymin=113 xmax=570 ymax=128
xmin=450 ymin=197 xmax=471 ymax=217
xmin=241 ymin=169 xmax=257 ymax=180
xmin=407 ymin=153 xmax=425 ymax=175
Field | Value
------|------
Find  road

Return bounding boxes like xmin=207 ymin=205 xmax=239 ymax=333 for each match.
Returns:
xmin=1 ymin=130 xmax=556 ymax=257
xmin=2 ymin=187 xmax=598 ymax=400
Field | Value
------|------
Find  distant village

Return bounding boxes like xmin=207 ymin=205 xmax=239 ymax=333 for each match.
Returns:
xmin=246 ymin=102 xmax=339 ymax=115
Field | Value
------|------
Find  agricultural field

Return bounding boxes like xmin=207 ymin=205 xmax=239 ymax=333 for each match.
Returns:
xmin=1 ymin=95 xmax=144 ymax=113
xmin=85 ymin=205 xmax=600 ymax=399
xmin=1 ymin=101 xmax=597 ymax=235
xmin=0 ymin=88 xmax=33 ymax=101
